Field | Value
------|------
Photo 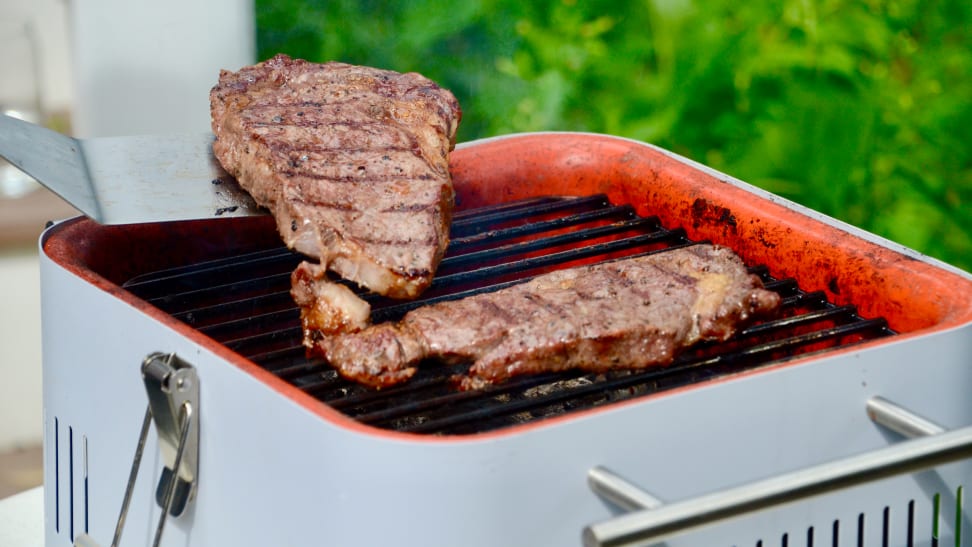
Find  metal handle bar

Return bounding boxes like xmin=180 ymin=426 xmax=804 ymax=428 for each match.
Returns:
xmin=584 ymin=397 xmax=972 ymax=547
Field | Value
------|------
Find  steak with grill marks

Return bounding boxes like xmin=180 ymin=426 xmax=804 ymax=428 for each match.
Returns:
xmin=315 ymin=244 xmax=782 ymax=389
xmin=210 ymin=54 xmax=461 ymax=335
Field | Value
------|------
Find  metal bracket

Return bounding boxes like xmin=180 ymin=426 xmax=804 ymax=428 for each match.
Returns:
xmin=74 ymin=352 xmax=200 ymax=547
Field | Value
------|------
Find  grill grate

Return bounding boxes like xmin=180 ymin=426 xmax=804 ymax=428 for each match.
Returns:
xmin=122 ymin=194 xmax=895 ymax=435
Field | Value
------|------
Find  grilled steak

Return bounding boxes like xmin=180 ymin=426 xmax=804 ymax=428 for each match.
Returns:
xmin=210 ymin=54 xmax=461 ymax=334
xmin=314 ymin=244 xmax=782 ymax=389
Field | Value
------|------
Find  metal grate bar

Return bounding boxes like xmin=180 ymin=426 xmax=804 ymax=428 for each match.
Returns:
xmin=173 ymin=290 xmax=293 ymax=328
xmin=197 ymin=308 xmax=300 ymax=339
xmin=447 ymin=204 xmax=642 ymax=250
xmin=130 ymin=249 xmax=301 ymax=301
xmin=442 ymin=209 xmax=651 ymax=268
xmin=124 ymin=246 xmax=296 ymax=289
xmin=148 ymin=271 xmax=295 ymax=313
xmin=221 ymin=325 xmax=302 ymax=354
xmin=421 ymin=230 xmax=687 ymax=292
xmin=452 ymin=195 xmax=563 ymax=221
xmin=450 ymin=194 xmax=610 ymax=237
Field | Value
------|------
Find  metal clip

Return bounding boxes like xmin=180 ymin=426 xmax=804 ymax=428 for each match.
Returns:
xmin=74 ymin=352 xmax=199 ymax=547
xmin=142 ymin=352 xmax=200 ymax=517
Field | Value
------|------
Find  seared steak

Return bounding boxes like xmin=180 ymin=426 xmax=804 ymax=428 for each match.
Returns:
xmin=314 ymin=244 xmax=782 ymax=389
xmin=210 ymin=54 xmax=461 ymax=334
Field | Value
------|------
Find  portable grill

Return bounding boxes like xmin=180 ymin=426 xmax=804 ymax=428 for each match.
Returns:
xmin=39 ymin=133 xmax=972 ymax=546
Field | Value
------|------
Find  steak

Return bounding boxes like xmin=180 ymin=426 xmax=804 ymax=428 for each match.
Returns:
xmin=210 ymin=54 xmax=461 ymax=334
xmin=314 ymin=244 xmax=782 ymax=389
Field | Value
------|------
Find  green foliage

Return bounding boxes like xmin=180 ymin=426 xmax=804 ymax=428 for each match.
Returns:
xmin=256 ymin=0 xmax=972 ymax=271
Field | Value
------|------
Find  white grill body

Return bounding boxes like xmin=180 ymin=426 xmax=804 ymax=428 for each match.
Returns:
xmin=39 ymin=135 xmax=972 ymax=547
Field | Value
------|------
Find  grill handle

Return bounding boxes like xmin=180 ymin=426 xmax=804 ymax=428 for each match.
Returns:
xmin=583 ymin=397 xmax=972 ymax=547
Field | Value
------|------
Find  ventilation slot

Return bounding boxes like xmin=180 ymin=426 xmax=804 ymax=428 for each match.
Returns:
xmin=83 ymin=434 xmax=89 ymax=537
xmin=69 ymin=425 xmax=74 ymax=540
xmin=882 ymin=505 xmax=891 ymax=547
xmin=740 ymin=488 xmax=969 ymax=547
xmin=908 ymin=500 xmax=915 ymax=547
xmin=53 ymin=417 xmax=59 ymax=535
xmin=956 ymin=486 xmax=964 ymax=546
xmin=51 ymin=417 xmax=89 ymax=543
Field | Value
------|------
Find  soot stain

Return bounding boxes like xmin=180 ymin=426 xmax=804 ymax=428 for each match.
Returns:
xmin=828 ymin=277 xmax=841 ymax=295
xmin=690 ymin=198 xmax=737 ymax=234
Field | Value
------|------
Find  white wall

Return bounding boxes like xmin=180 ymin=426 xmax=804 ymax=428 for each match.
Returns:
xmin=69 ymin=0 xmax=256 ymax=137
xmin=0 ymin=0 xmax=255 ymax=451
xmin=0 ymin=0 xmax=73 ymax=115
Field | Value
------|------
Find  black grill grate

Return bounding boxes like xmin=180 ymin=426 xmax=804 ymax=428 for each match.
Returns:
xmin=122 ymin=194 xmax=895 ymax=435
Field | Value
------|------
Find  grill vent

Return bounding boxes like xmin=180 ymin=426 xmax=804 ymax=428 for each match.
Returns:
xmin=736 ymin=486 xmax=969 ymax=547
xmin=122 ymin=194 xmax=896 ymax=435
xmin=50 ymin=417 xmax=89 ymax=543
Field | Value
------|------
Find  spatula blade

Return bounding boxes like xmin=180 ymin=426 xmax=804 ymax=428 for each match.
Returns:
xmin=0 ymin=112 xmax=100 ymax=218
xmin=79 ymin=133 xmax=264 ymax=224
xmin=0 ymin=113 xmax=265 ymax=224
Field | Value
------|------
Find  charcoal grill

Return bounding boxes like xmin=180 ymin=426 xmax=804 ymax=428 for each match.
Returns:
xmin=119 ymin=194 xmax=893 ymax=435
xmin=40 ymin=133 xmax=972 ymax=547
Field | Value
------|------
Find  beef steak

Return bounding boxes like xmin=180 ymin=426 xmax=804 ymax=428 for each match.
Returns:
xmin=315 ymin=244 xmax=782 ymax=389
xmin=210 ymin=54 xmax=461 ymax=334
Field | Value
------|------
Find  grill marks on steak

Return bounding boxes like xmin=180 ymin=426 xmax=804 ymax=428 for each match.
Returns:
xmin=210 ymin=54 xmax=461 ymax=336
xmin=313 ymin=244 xmax=782 ymax=390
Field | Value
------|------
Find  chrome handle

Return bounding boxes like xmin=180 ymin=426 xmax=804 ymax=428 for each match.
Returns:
xmin=866 ymin=396 xmax=946 ymax=438
xmin=588 ymin=467 xmax=663 ymax=512
xmin=584 ymin=397 xmax=972 ymax=547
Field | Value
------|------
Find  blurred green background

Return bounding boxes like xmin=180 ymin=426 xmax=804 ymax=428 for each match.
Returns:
xmin=256 ymin=0 xmax=971 ymax=272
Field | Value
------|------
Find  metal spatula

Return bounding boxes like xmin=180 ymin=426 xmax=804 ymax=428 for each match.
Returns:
xmin=0 ymin=112 xmax=264 ymax=224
